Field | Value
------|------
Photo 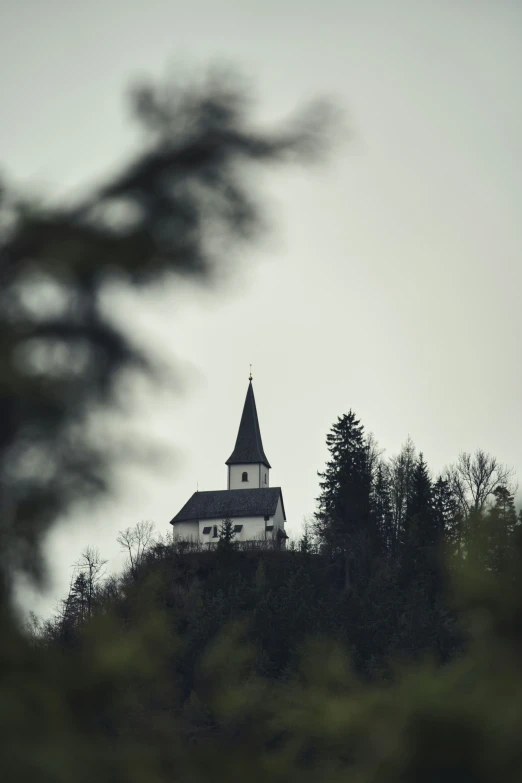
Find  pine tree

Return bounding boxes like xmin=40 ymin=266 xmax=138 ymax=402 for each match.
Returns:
xmin=486 ymin=486 xmax=518 ymax=573
xmin=409 ymin=454 xmax=435 ymax=546
xmin=388 ymin=436 xmax=417 ymax=553
xmin=371 ymin=462 xmax=394 ymax=556
xmin=432 ymin=476 xmax=460 ymax=556
xmin=299 ymin=524 xmax=313 ymax=555
xmin=399 ymin=453 xmax=436 ymax=591
xmin=59 ymin=571 xmax=90 ymax=644
xmin=217 ymin=517 xmax=236 ymax=553
xmin=315 ymin=411 xmax=372 ymax=592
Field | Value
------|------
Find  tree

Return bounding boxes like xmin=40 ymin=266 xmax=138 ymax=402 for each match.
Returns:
xmin=64 ymin=571 xmax=90 ymax=626
xmin=58 ymin=547 xmax=108 ymax=637
xmin=0 ymin=68 xmax=337 ymax=594
xmin=387 ymin=436 xmax=417 ymax=553
xmin=217 ymin=517 xmax=236 ymax=553
xmin=365 ymin=431 xmax=384 ymax=481
xmin=299 ymin=520 xmax=314 ymax=555
xmin=407 ymin=454 xmax=434 ymax=546
xmin=371 ymin=461 xmax=394 ymax=556
xmin=75 ymin=546 xmax=107 ymax=614
xmin=117 ymin=520 xmax=156 ymax=577
xmin=398 ymin=453 xmax=439 ymax=597
xmin=447 ymin=449 xmax=515 ymax=517
xmin=0 ymin=63 xmax=352 ymax=783
xmin=485 ymin=485 xmax=519 ymax=574
xmin=432 ymin=475 xmax=461 ymax=556
xmin=315 ymin=411 xmax=373 ymax=593
xmin=24 ymin=610 xmax=44 ymax=647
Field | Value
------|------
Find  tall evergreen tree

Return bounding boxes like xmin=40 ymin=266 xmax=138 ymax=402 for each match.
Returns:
xmin=388 ymin=436 xmax=417 ymax=554
xmin=315 ymin=411 xmax=372 ymax=593
xmin=432 ymin=476 xmax=460 ymax=556
xmin=408 ymin=453 xmax=434 ymax=547
xmin=371 ymin=462 xmax=394 ymax=557
xmin=299 ymin=523 xmax=313 ymax=555
xmin=65 ymin=572 xmax=90 ymax=625
xmin=217 ymin=517 xmax=236 ymax=554
xmin=486 ymin=486 xmax=518 ymax=573
xmin=399 ymin=453 xmax=435 ymax=590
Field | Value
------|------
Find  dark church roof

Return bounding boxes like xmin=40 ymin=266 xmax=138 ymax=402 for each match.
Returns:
xmin=226 ymin=381 xmax=271 ymax=468
xmin=170 ymin=487 xmax=285 ymax=524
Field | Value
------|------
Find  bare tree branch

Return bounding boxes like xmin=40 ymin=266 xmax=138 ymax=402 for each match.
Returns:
xmin=446 ymin=450 xmax=515 ymax=516
xmin=117 ymin=520 xmax=156 ymax=576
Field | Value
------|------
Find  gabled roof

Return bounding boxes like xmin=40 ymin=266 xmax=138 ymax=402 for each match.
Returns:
xmin=226 ymin=381 xmax=271 ymax=468
xmin=170 ymin=487 xmax=285 ymax=524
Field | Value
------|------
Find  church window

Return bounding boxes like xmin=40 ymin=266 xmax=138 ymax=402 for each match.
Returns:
xmin=202 ymin=526 xmax=211 ymax=535
xmin=264 ymin=473 xmax=267 ymax=484
xmin=212 ymin=525 xmax=218 ymax=538
xmin=233 ymin=524 xmax=243 ymax=533
xmin=242 ymin=471 xmax=248 ymax=482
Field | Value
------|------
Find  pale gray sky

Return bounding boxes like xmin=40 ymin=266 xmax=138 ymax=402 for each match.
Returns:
xmin=2 ymin=0 xmax=521 ymax=616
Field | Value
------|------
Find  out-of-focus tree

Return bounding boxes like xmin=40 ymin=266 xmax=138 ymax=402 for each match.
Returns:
xmin=3 ymin=58 xmax=522 ymax=783
xmin=0 ymin=65 xmax=343 ymax=781
xmin=0 ymin=66 xmax=338 ymax=596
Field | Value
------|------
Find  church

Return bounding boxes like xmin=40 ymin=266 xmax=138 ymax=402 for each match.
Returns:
xmin=170 ymin=375 xmax=288 ymax=547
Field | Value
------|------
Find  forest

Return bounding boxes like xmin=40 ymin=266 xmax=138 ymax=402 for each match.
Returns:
xmin=25 ymin=417 xmax=522 ymax=782
xmin=38 ymin=421 xmax=521 ymax=684
xmin=1 ymin=69 xmax=521 ymax=782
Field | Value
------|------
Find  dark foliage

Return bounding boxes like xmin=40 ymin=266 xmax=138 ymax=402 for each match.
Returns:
xmin=30 ymin=449 xmax=522 ymax=781
xmin=1 ymin=65 xmax=521 ymax=782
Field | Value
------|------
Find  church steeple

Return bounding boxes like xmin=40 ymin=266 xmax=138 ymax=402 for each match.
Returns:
xmin=170 ymin=371 xmax=287 ymax=544
xmin=226 ymin=380 xmax=271 ymax=469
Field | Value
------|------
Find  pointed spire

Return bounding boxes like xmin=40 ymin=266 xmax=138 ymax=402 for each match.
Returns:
xmin=226 ymin=380 xmax=271 ymax=468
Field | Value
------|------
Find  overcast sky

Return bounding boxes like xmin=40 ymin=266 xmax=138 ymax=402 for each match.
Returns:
xmin=2 ymin=0 xmax=521 ymax=616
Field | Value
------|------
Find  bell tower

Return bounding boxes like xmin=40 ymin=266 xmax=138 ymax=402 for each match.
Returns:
xmin=226 ymin=373 xmax=271 ymax=490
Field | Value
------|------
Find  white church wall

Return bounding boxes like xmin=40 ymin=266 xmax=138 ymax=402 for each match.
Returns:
xmin=228 ymin=464 xmax=269 ymax=490
xmin=199 ymin=515 xmax=272 ymax=543
xmin=172 ymin=520 xmax=199 ymax=541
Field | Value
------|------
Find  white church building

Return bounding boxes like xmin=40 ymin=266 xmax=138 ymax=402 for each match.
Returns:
xmin=170 ymin=375 xmax=287 ymax=547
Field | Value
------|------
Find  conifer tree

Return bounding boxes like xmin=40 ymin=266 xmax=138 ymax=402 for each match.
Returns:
xmin=370 ymin=462 xmax=394 ymax=556
xmin=388 ymin=436 xmax=417 ymax=553
xmin=399 ymin=453 xmax=436 ymax=591
xmin=432 ymin=475 xmax=460 ymax=556
xmin=65 ymin=572 xmax=90 ymax=626
xmin=315 ymin=411 xmax=372 ymax=592
xmin=486 ymin=485 xmax=518 ymax=573
xmin=299 ymin=523 xmax=313 ymax=555
xmin=408 ymin=454 xmax=435 ymax=546
xmin=217 ymin=517 xmax=236 ymax=553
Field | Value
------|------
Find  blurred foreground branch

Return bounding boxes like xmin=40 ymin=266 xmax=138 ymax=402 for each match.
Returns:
xmin=0 ymin=67 xmax=339 ymax=590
